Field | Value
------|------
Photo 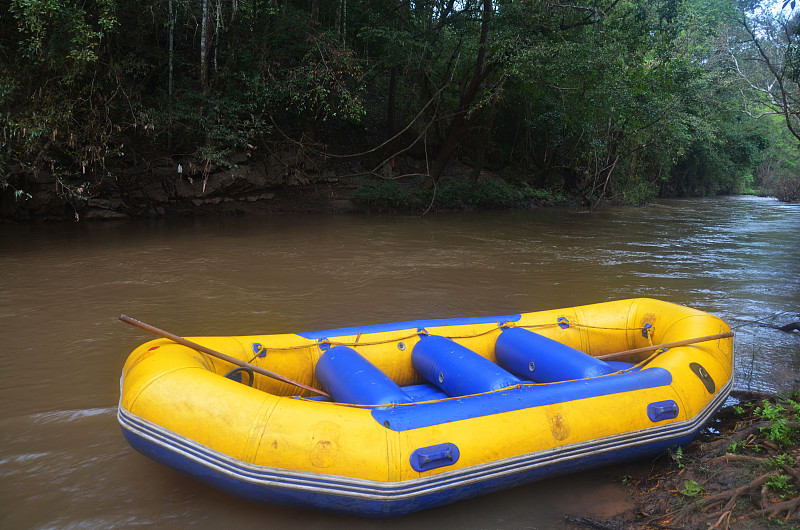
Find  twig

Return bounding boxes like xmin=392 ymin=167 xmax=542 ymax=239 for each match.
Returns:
xmin=708 ymin=510 xmax=732 ymax=530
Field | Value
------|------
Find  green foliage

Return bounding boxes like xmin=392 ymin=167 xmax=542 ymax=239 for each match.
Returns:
xmin=751 ymin=115 xmax=800 ymax=202
xmin=492 ymin=0 xmax=766 ymax=202
xmin=755 ymin=400 xmax=799 ymax=447
xmin=727 ymin=439 xmax=747 ymax=453
xmin=789 ymin=398 xmax=800 ymax=417
xmin=765 ymin=474 xmax=796 ymax=499
xmin=675 ymin=446 xmax=686 ymax=468
xmin=1 ymin=0 xmax=796 ymax=215
xmin=432 ymin=181 xmax=566 ymax=209
xmin=765 ymin=453 xmax=794 ymax=470
xmin=350 ymin=181 xmax=423 ymax=211
xmin=10 ymin=0 xmax=117 ymax=71
xmin=352 ymin=179 xmax=566 ymax=212
xmin=680 ymin=479 xmax=705 ymax=497
xmin=615 ymin=176 xmax=660 ymax=206
xmin=243 ymin=32 xmax=366 ymax=127
xmin=757 ymin=400 xmax=786 ymax=422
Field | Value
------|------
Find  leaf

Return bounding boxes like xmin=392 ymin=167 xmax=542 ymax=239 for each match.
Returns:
xmin=680 ymin=480 xmax=705 ymax=497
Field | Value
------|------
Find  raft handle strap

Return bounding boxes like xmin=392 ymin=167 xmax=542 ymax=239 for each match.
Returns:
xmin=224 ymin=367 xmax=255 ymax=387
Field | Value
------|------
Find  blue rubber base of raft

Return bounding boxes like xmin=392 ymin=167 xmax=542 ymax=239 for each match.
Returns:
xmin=120 ymin=408 xmax=701 ymax=519
xmin=118 ymin=374 xmax=730 ymax=519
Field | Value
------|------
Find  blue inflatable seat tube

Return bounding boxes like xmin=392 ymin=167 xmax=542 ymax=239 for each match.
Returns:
xmin=316 ymin=345 xmax=413 ymax=405
xmin=495 ymin=327 xmax=618 ymax=383
xmin=412 ymin=335 xmax=521 ymax=397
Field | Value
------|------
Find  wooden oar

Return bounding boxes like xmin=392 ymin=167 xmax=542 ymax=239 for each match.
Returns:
xmin=119 ymin=314 xmax=330 ymax=397
xmin=597 ymin=331 xmax=734 ymax=361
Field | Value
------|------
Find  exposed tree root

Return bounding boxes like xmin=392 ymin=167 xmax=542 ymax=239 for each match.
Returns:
xmin=623 ymin=393 xmax=800 ymax=529
xmin=757 ymin=494 xmax=800 ymax=518
xmin=703 ymin=471 xmax=779 ymax=514
xmin=707 ymin=453 xmax=769 ymax=466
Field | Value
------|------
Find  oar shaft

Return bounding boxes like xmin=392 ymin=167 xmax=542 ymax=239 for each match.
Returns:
xmin=597 ymin=332 xmax=734 ymax=361
xmin=119 ymin=314 xmax=329 ymax=397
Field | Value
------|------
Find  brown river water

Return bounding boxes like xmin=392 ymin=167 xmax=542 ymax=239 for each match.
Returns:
xmin=1 ymin=196 xmax=798 ymax=528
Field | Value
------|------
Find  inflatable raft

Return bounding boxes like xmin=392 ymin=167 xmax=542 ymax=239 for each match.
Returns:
xmin=118 ymin=298 xmax=733 ymax=518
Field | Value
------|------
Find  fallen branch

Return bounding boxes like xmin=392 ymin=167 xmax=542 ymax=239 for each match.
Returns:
xmin=702 ymin=470 xmax=779 ymax=512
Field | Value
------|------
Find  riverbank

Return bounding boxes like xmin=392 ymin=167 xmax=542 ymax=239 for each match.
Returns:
xmin=568 ymin=392 xmax=800 ymax=530
xmin=0 ymin=152 xmax=572 ymax=223
xmin=5 ymin=146 xmax=797 ymax=223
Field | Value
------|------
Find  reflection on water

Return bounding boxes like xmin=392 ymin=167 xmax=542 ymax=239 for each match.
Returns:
xmin=0 ymin=196 xmax=797 ymax=528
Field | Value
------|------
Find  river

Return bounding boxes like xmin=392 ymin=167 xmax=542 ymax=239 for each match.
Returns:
xmin=1 ymin=196 xmax=798 ymax=528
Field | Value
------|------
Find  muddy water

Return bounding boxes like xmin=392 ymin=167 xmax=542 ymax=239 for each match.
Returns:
xmin=1 ymin=196 xmax=798 ymax=528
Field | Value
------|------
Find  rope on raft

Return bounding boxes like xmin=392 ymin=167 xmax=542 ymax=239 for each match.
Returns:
xmin=248 ymin=320 xmax=654 ymax=361
xmin=248 ymin=320 xmax=660 ymax=405
xmin=248 ymin=321 xmax=730 ymax=406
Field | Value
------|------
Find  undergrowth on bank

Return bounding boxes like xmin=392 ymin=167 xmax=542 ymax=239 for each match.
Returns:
xmin=351 ymin=180 xmax=569 ymax=212
xmin=628 ymin=391 xmax=800 ymax=529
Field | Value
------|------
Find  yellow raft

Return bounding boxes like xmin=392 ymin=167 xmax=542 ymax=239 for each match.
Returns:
xmin=118 ymin=298 xmax=733 ymax=518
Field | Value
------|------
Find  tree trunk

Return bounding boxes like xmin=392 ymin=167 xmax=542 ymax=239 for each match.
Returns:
xmin=311 ymin=0 xmax=320 ymax=23
xmin=335 ymin=0 xmax=342 ymax=41
xmin=200 ymin=0 xmax=210 ymax=93
xmin=430 ymin=0 xmax=495 ymax=182
xmin=227 ymin=0 xmax=239 ymax=70
xmin=469 ymin=85 xmax=502 ymax=182
xmin=213 ymin=0 xmax=221 ymax=75
xmin=168 ymin=0 xmax=174 ymax=103
xmin=400 ymin=0 xmax=455 ymax=135
xmin=168 ymin=0 xmax=175 ymax=149
xmin=387 ymin=0 xmax=408 ymax=135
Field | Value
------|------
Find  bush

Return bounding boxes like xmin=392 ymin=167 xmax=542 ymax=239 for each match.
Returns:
xmin=351 ymin=179 xmax=567 ymax=212
xmin=350 ymin=181 xmax=423 ymax=211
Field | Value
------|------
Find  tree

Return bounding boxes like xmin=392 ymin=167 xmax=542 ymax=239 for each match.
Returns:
xmin=2 ymin=0 xmax=795 ymax=219
xmin=428 ymin=0 xmax=498 ymax=182
xmin=729 ymin=5 xmax=800 ymax=143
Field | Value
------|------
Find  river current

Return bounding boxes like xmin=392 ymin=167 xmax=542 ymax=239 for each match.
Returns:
xmin=1 ymin=196 xmax=797 ymax=528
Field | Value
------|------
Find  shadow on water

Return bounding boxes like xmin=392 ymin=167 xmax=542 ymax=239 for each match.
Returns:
xmin=0 ymin=196 xmax=797 ymax=527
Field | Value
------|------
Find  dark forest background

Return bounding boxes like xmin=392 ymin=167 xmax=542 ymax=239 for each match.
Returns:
xmin=1 ymin=0 xmax=798 ymax=219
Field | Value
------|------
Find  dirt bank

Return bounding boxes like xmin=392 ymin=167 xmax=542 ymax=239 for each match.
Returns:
xmin=565 ymin=391 xmax=800 ymax=530
xmin=0 ymin=147 xmax=374 ymax=222
xmin=1 ymin=146 xmax=565 ymax=223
